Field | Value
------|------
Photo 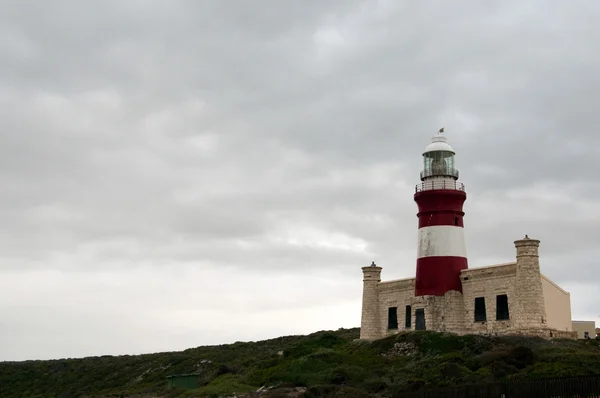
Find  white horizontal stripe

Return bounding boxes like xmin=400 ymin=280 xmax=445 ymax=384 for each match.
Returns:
xmin=417 ymin=225 xmax=467 ymax=259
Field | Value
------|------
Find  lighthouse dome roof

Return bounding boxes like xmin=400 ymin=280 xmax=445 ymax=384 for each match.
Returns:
xmin=423 ymin=132 xmax=455 ymax=155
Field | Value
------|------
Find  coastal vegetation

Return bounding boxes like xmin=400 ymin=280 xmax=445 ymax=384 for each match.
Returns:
xmin=1 ymin=328 xmax=599 ymax=397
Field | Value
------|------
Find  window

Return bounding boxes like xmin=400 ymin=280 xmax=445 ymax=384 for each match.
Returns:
xmin=388 ymin=307 xmax=398 ymax=329
xmin=584 ymin=332 xmax=590 ymax=339
xmin=405 ymin=305 xmax=412 ymax=328
xmin=474 ymin=297 xmax=487 ymax=322
xmin=496 ymin=294 xmax=510 ymax=320
xmin=454 ymin=217 xmax=459 ymax=226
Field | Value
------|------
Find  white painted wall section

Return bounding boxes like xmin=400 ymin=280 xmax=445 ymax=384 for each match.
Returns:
xmin=417 ymin=225 xmax=467 ymax=258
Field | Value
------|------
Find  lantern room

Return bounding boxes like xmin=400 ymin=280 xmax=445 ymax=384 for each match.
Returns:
xmin=420 ymin=132 xmax=459 ymax=181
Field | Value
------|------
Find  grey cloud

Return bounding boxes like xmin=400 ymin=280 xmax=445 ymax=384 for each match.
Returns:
xmin=0 ymin=0 xmax=599 ymax=360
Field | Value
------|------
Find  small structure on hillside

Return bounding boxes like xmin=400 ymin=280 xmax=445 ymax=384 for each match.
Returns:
xmin=572 ymin=320 xmax=597 ymax=339
xmin=360 ymin=129 xmax=578 ymax=340
xmin=166 ymin=373 xmax=200 ymax=390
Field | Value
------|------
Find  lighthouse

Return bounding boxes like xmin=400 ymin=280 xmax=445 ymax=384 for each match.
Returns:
xmin=358 ymin=128 xmax=576 ymax=341
xmin=414 ymin=129 xmax=468 ymax=297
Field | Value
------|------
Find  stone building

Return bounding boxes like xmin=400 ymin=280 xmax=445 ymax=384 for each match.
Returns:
xmin=360 ymin=129 xmax=577 ymax=340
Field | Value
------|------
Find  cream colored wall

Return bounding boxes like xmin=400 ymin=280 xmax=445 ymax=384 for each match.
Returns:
xmin=541 ymin=274 xmax=572 ymax=331
xmin=572 ymin=321 xmax=596 ymax=339
xmin=460 ymin=263 xmax=517 ymax=334
xmin=378 ymin=278 xmax=415 ymax=337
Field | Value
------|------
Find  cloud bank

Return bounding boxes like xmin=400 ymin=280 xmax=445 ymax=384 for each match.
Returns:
xmin=0 ymin=0 xmax=598 ymax=360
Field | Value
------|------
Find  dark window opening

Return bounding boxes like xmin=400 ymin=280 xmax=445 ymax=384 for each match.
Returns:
xmin=388 ymin=307 xmax=398 ymax=329
xmin=474 ymin=297 xmax=487 ymax=322
xmin=415 ymin=309 xmax=426 ymax=330
xmin=405 ymin=305 xmax=412 ymax=328
xmin=496 ymin=294 xmax=510 ymax=320
xmin=454 ymin=217 xmax=459 ymax=226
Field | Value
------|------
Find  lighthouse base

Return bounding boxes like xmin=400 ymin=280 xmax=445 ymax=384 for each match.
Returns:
xmin=414 ymin=256 xmax=468 ymax=296
xmin=408 ymin=291 xmax=466 ymax=332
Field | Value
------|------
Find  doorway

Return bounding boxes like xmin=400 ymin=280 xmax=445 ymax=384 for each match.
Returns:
xmin=415 ymin=309 xmax=426 ymax=330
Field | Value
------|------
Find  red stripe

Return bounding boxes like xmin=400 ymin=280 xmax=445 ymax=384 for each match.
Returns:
xmin=418 ymin=212 xmax=464 ymax=228
xmin=414 ymin=256 xmax=468 ymax=296
xmin=414 ymin=189 xmax=466 ymax=213
xmin=415 ymin=188 xmax=466 ymax=228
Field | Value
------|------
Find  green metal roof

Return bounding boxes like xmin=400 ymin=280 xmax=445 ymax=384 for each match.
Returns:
xmin=166 ymin=373 xmax=200 ymax=378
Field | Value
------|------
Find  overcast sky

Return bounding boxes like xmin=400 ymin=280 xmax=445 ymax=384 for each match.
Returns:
xmin=1 ymin=0 xmax=599 ymax=361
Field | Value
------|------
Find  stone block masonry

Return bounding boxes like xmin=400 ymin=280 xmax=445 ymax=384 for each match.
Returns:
xmin=513 ymin=236 xmax=548 ymax=330
xmin=461 ymin=263 xmax=517 ymax=334
xmin=360 ymin=263 xmax=382 ymax=340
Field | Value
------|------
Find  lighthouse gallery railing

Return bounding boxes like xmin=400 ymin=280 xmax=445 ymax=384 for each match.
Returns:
xmin=415 ymin=180 xmax=465 ymax=193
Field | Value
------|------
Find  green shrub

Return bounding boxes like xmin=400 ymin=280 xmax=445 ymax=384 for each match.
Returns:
xmin=360 ymin=378 xmax=388 ymax=393
xmin=489 ymin=360 xmax=519 ymax=379
xmin=328 ymin=364 xmax=369 ymax=385
xmin=304 ymin=384 xmax=341 ymax=397
xmin=331 ymin=386 xmax=372 ymax=397
xmin=3 ymin=328 xmax=600 ymax=397
xmin=440 ymin=362 xmax=471 ymax=380
xmin=509 ymin=346 xmax=535 ymax=369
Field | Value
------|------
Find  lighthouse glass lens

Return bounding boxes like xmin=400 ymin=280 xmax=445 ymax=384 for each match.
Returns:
xmin=423 ymin=151 xmax=455 ymax=177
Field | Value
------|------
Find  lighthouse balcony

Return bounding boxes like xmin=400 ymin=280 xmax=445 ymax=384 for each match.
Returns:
xmin=415 ymin=180 xmax=465 ymax=193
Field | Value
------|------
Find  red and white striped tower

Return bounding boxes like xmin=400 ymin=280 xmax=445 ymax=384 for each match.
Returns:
xmin=414 ymin=129 xmax=468 ymax=297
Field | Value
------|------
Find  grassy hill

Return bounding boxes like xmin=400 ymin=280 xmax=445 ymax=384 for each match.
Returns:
xmin=1 ymin=328 xmax=600 ymax=398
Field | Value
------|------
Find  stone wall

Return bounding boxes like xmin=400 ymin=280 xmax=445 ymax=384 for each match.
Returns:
xmin=438 ymin=291 xmax=466 ymax=332
xmin=410 ymin=295 xmax=436 ymax=332
xmin=408 ymin=291 xmax=465 ymax=332
xmin=455 ymin=328 xmax=577 ymax=339
xmin=551 ymin=330 xmax=578 ymax=339
xmin=378 ymin=278 xmax=415 ymax=337
xmin=495 ymin=328 xmax=577 ymax=339
xmin=461 ymin=263 xmax=517 ymax=334
xmin=378 ymin=282 xmax=466 ymax=336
